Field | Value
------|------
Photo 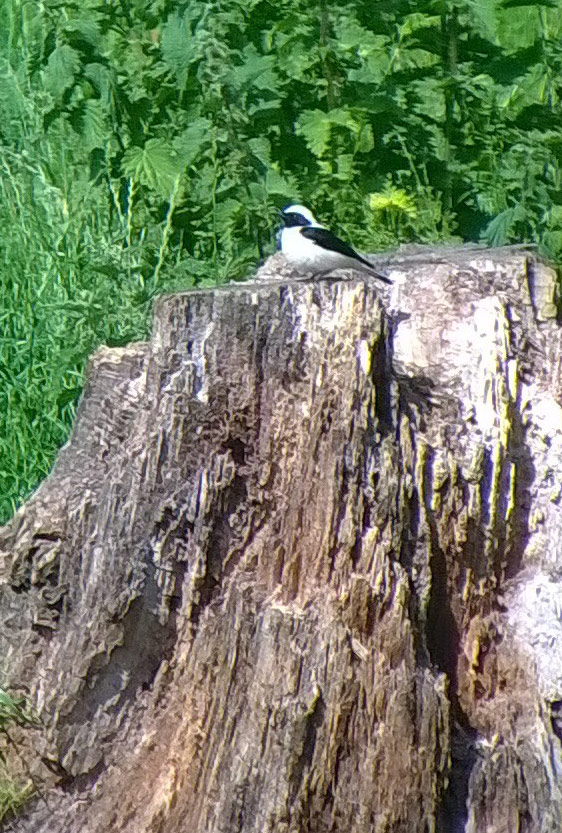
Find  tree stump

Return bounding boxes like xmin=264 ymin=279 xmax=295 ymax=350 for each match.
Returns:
xmin=0 ymin=247 xmax=561 ymax=832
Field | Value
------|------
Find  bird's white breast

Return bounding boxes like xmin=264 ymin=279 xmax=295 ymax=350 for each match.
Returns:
xmin=280 ymin=227 xmax=350 ymax=272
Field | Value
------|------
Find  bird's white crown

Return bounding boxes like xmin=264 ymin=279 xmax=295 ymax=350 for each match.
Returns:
xmin=282 ymin=204 xmax=318 ymax=226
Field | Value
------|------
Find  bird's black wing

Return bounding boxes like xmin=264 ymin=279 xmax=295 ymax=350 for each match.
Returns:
xmin=300 ymin=227 xmax=392 ymax=285
xmin=300 ymin=226 xmax=361 ymax=259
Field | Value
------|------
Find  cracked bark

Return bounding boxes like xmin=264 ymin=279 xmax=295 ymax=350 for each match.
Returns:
xmin=1 ymin=246 xmax=561 ymax=833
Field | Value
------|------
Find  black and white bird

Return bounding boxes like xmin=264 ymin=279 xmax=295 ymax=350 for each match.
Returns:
xmin=279 ymin=204 xmax=392 ymax=285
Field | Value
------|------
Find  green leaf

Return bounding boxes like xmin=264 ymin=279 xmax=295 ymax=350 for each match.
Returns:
xmin=335 ymin=153 xmax=354 ymax=181
xmin=80 ymin=100 xmax=107 ymax=152
xmin=0 ymin=59 xmax=28 ymax=131
xmin=42 ymin=45 xmax=81 ymax=99
xmin=392 ymin=46 xmax=440 ymax=72
xmin=328 ymin=109 xmax=361 ymax=130
xmin=496 ymin=5 xmax=548 ymax=48
xmin=499 ymin=64 xmax=553 ymax=113
xmin=548 ymin=205 xmax=562 ymax=226
xmin=335 ymin=18 xmax=389 ymax=56
xmin=214 ymin=198 xmax=241 ymax=226
xmin=482 ymin=205 xmax=526 ymax=245
xmin=369 ymin=187 xmax=417 ymax=217
xmin=161 ymin=11 xmax=193 ymax=87
xmin=412 ymin=78 xmax=446 ymax=123
xmin=63 ymin=15 xmax=103 ymax=49
xmin=248 ymin=137 xmax=271 ymax=167
xmin=174 ymin=118 xmax=212 ymax=167
xmin=296 ymin=108 xmax=359 ymax=158
xmin=122 ymin=139 xmax=183 ymax=197
xmin=248 ymin=98 xmax=282 ymax=116
xmin=227 ymin=45 xmax=278 ymax=93
xmin=465 ymin=0 xmax=499 ymax=41
xmin=357 ymin=124 xmax=374 ymax=153
xmin=265 ymin=168 xmax=300 ymax=198
xmin=400 ymin=12 xmax=441 ymax=36
xmin=296 ymin=110 xmax=332 ymax=157
xmin=541 ymin=230 xmax=562 ymax=255
xmin=84 ymin=63 xmax=115 ymax=109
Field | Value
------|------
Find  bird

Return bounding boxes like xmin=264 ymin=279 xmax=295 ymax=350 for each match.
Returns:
xmin=279 ymin=204 xmax=392 ymax=285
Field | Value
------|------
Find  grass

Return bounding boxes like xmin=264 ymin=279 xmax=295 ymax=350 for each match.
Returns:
xmin=0 ymin=146 xmax=153 ymax=524
xmin=0 ymin=689 xmax=38 ymax=822
xmin=0 ymin=768 xmax=33 ymax=823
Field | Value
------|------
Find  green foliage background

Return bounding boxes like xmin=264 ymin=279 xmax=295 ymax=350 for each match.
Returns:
xmin=1 ymin=0 xmax=562 ymax=521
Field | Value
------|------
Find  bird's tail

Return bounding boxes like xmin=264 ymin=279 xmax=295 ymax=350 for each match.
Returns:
xmin=363 ymin=260 xmax=393 ymax=285
xmin=370 ymin=268 xmax=393 ymax=285
xmin=353 ymin=251 xmax=392 ymax=284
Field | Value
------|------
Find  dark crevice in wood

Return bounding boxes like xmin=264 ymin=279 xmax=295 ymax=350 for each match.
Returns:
xmin=423 ymin=446 xmax=477 ymax=833
xmin=59 ymin=561 xmax=177 ymax=755
xmin=289 ymin=693 xmax=326 ymax=804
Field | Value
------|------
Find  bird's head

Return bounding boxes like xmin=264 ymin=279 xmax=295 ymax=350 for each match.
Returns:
xmin=280 ymin=204 xmax=318 ymax=228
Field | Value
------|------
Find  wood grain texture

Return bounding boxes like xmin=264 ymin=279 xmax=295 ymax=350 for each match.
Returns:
xmin=1 ymin=248 xmax=561 ymax=832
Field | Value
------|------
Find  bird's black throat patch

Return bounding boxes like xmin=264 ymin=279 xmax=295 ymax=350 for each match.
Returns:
xmin=282 ymin=211 xmax=312 ymax=228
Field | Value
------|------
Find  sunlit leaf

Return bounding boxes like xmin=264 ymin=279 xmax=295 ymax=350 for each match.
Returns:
xmin=80 ymin=100 xmax=107 ymax=152
xmin=296 ymin=108 xmax=359 ymax=158
xmin=369 ymin=188 xmax=417 ymax=217
xmin=265 ymin=168 xmax=300 ymax=198
xmin=161 ymin=11 xmax=194 ymax=87
xmin=357 ymin=124 xmax=374 ymax=153
xmin=248 ymin=137 xmax=271 ymax=167
xmin=227 ymin=45 xmax=278 ymax=93
xmin=42 ymin=45 xmax=81 ymax=99
xmin=122 ymin=139 xmax=183 ymax=197
xmin=482 ymin=204 xmax=526 ymax=245
xmin=296 ymin=110 xmax=333 ymax=157
xmin=174 ymin=118 xmax=212 ymax=167
xmin=84 ymin=63 xmax=116 ymax=109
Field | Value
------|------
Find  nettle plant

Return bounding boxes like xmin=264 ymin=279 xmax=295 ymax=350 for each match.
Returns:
xmin=1 ymin=0 xmax=562 ymax=520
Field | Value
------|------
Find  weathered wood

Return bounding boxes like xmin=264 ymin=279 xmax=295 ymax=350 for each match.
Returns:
xmin=0 ymin=247 xmax=561 ymax=832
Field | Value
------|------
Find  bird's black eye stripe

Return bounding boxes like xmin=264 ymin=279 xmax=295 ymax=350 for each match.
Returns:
xmin=282 ymin=212 xmax=311 ymax=228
